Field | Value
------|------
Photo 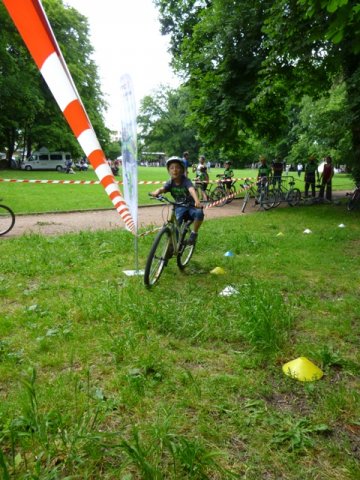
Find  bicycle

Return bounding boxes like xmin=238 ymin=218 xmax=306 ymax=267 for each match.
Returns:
xmin=347 ymin=183 xmax=360 ymax=211
xmin=211 ymin=176 xmax=237 ymax=206
xmin=241 ymin=178 xmax=276 ymax=212
xmin=0 ymin=200 xmax=15 ymax=236
xmin=194 ymin=178 xmax=212 ymax=204
xmin=144 ymin=194 xmax=198 ymax=286
xmin=271 ymin=175 xmax=301 ymax=208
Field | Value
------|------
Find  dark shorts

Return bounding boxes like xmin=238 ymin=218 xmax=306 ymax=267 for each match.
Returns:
xmin=175 ymin=206 xmax=204 ymax=224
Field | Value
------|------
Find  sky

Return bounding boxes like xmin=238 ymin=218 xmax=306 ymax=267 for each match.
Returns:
xmin=65 ymin=0 xmax=180 ymax=132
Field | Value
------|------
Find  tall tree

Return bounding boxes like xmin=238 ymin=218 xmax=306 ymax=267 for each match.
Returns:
xmin=260 ymin=0 xmax=360 ymax=174
xmin=155 ymin=0 xmax=273 ymax=155
xmin=0 ymin=0 xmax=110 ymax=164
xmin=154 ymin=0 xmax=360 ymax=175
xmin=138 ymin=85 xmax=200 ymax=161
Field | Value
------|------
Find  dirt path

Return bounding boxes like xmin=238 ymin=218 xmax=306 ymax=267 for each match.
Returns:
xmin=6 ymin=199 xmax=251 ymax=238
xmin=5 ymin=191 xmax=348 ymax=239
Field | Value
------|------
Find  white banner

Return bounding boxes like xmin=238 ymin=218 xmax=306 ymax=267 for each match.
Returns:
xmin=120 ymin=74 xmax=138 ymax=232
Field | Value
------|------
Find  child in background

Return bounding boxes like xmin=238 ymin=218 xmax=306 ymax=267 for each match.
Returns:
xmin=195 ymin=155 xmax=210 ymax=201
xmin=218 ymin=160 xmax=234 ymax=194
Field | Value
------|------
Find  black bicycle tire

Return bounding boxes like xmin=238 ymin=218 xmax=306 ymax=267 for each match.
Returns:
xmin=225 ymin=185 xmax=237 ymax=204
xmin=177 ymin=223 xmax=195 ymax=269
xmin=287 ymin=188 xmax=301 ymax=207
xmin=272 ymin=188 xmax=282 ymax=208
xmin=261 ymin=189 xmax=276 ymax=210
xmin=241 ymin=190 xmax=250 ymax=213
xmin=0 ymin=204 xmax=15 ymax=236
xmin=211 ymin=186 xmax=227 ymax=207
xmin=347 ymin=190 xmax=360 ymax=211
xmin=144 ymin=227 xmax=171 ymax=286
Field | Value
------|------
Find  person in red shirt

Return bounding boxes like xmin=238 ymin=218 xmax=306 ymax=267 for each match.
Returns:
xmin=319 ymin=155 xmax=335 ymax=200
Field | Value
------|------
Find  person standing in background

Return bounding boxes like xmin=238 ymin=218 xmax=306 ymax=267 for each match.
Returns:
xmin=297 ymin=162 xmax=303 ymax=177
xmin=319 ymin=155 xmax=334 ymax=201
xmin=304 ymin=155 xmax=320 ymax=198
xmin=271 ymin=156 xmax=284 ymax=187
xmin=182 ymin=151 xmax=190 ymax=177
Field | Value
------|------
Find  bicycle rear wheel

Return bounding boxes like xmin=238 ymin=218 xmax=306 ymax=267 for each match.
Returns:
xmin=177 ymin=223 xmax=195 ymax=269
xmin=0 ymin=204 xmax=15 ymax=236
xmin=286 ymin=188 xmax=301 ymax=207
xmin=144 ymin=227 xmax=171 ymax=286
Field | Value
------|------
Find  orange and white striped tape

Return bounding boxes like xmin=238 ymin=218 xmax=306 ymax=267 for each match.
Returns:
xmin=0 ymin=177 xmax=257 ymax=185
xmin=3 ymin=0 xmax=135 ymax=232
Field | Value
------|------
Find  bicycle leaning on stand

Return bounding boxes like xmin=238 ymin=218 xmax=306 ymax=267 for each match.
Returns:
xmin=271 ymin=175 xmax=302 ymax=208
xmin=0 ymin=199 xmax=15 ymax=236
xmin=210 ymin=176 xmax=237 ymax=206
xmin=144 ymin=194 xmax=198 ymax=287
xmin=240 ymin=177 xmax=276 ymax=212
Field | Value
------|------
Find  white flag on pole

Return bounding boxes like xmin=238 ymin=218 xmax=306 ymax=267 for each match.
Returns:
xmin=120 ymin=74 xmax=138 ymax=232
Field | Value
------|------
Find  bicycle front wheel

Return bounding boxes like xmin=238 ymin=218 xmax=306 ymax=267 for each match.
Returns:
xmin=0 ymin=205 xmax=15 ymax=236
xmin=271 ymin=188 xmax=281 ymax=208
xmin=225 ymin=185 xmax=237 ymax=204
xmin=211 ymin=186 xmax=227 ymax=207
xmin=144 ymin=227 xmax=171 ymax=286
xmin=241 ymin=190 xmax=250 ymax=213
xmin=347 ymin=190 xmax=360 ymax=211
xmin=177 ymin=224 xmax=195 ymax=269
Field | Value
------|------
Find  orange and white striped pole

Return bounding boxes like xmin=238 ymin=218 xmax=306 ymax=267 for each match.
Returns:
xmin=3 ymin=0 xmax=135 ymax=232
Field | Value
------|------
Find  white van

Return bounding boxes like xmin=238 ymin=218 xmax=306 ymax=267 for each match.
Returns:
xmin=21 ymin=150 xmax=72 ymax=171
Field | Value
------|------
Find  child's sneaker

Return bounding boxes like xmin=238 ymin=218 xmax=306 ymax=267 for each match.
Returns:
xmin=187 ymin=232 xmax=198 ymax=245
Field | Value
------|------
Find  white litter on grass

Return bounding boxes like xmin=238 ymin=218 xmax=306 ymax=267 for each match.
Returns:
xmin=219 ymin=286 xmax=239 ymax=297
xmin=276 ymin=232 xmax=284 ymax=237
xmin=338 ymin=223 xmax=346 ymax=228
xmin=303 ymin=229 xmax=312 ymax=234
xmin=123 ymin=270 xmax=144 ymax=276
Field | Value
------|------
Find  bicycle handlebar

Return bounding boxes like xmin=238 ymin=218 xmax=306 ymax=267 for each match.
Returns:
xmin=148 ymin=193 xmax=203 ymax=209
xmin=148 ymin=193 xmax=190 ymax=207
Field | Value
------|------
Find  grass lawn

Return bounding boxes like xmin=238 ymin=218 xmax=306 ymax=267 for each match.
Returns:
xmin=0 ymin=203 xmax=359 ymax=479
xmin=0 ymin=167 xmax=355 ymax=214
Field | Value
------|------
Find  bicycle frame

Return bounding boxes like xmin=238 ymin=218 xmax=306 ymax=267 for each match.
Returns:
xmin=144 ymin=195 xmax=196 ymax=286
xmin=271 ymin=176 xmax=301 ymax=207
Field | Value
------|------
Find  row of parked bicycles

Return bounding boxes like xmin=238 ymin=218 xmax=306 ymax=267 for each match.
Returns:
xmin=194 ymin=175 xmax=360 ymax=212
xmin=194 ymin=175 xmax=304 ymax=211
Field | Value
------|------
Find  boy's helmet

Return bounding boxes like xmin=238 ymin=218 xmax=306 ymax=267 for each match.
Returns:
xmin=166 ymin=156 xmax=185 ymax=172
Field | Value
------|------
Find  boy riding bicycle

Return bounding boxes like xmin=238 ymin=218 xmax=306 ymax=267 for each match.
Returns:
xmin=150 ymin=157 xmax=204 ymax=245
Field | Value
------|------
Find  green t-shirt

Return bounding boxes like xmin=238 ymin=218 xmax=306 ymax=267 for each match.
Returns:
xmin=305 ymin=162 xmax=318 ymax=174
xmin=258 ymin=164 xmax=271 ymax=178
xmin=223 ymin=167 xmax=234 ymax=179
